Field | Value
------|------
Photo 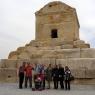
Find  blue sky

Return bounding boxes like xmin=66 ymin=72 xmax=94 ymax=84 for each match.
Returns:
xmin=0 ymin=0 xmax=95 ymax=59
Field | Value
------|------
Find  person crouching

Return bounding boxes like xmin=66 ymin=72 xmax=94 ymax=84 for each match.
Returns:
xmin=32 ymin=74 xmax=43 ymax=91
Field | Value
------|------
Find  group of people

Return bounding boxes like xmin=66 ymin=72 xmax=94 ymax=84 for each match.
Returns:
xmin=18 ymin=62 xmax=73 ymax=91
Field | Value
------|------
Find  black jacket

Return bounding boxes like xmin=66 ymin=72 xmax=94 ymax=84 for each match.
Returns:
xmin=52 ymin=67 xmax=59 ymax=78
xmin=58 ymin=67 xmax=64 ymax=79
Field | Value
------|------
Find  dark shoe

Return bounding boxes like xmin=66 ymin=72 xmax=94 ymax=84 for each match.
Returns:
xmin=30 ymin=86 xmax=32 ymax=88
xmin=19 ymin=87 xmax=23 ymax=89
xmin=32 ymin=88 xmax=36 ymax=91
xmin=25 ymin=86 xmax=27 ymax=88
xmin=61 ymin=87 xmax=64 ymax=89
xmin=47 ymin=87 xmax=50 ymax=89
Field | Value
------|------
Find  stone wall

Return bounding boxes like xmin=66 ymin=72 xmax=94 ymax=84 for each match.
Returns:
xmin=0 ymin=58 xmax=95 ymax=83
xmin=0 ymin=68 xmax=17 ymax=82
xmin=35 ymin=1 xmax=79 ymax=42
xmin=57 ymin=58 xmax=95 ymax=78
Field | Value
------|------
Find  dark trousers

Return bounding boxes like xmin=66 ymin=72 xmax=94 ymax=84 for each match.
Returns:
xmin=19 ymin=73 xmax=24 ymax=89
xmin=25 ymin=76 xmax=32 ymax=88
xmin=53 ymin=77 xmax=58 ymax=89
xmin=42 ymin=79 xmax=45 ymax=89
xmin=35 ymin=81 xmax=41 ymax=89
xmin=59 ymin=78 xmax=64 ymax=89
xmin=65 ymin=80 xmax=70 ymax=90
xmin=47 ymin=80 xmax=51 ymax=89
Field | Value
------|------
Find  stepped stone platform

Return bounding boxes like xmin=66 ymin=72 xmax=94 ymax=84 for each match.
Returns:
xmin=0 ymin=1 xmax=95 ymax=83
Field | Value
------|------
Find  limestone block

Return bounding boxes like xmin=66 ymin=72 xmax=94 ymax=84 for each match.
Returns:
xmin=86 ymin=70 xmax=95 ymax=78
xmin=9 ymin=55 xmax=18 ymax=59
xmin=8 ymin=51 xmax=18 ymax=59
xmin=29 ymin=40 xmax=46 ymax=47
xmin=54 ymin=46 xmax=61 ymax=49
xmin=31 ymin=49 xmax=81 ymax=58
xmin=71 ymin=69 xmax=86 ymax=78
xmin=75 ymin=44 xmax=90 ymax=48
xmin=25 ymin=46 xmax=38 ymax=53
xmin=62 ymin=49 xmax=80 ymax=58
xmin=17 ymin=47 xmax=25 ymax=52
xmin=42 ymin=51 xmax=64 ymax=58
xmin=61 ymin=44 xmax=73 ymax=49
xmin=57 ymin=58 xmax=95 ymax=78
xmin=80 ymin=48 xmax=95 ymax=58
xmin=0 ymin=59 xmax=35 ymax=68
xmin=74 ymin=40 xmax=85 ymax=45
xmin=38 ymin=46 xmax=51 ymax=50
xmin=34 ymin=58 xmax=51 ymax=66
xmin=18 ymin=52 xmax=30 ymax=59
xmin=0 ymin=68 xmax=17 ymax=82
xmin=74 ymin=40 xmax=90 ymax=48
xmin=0 ymin=59 xmax=17 ymax=68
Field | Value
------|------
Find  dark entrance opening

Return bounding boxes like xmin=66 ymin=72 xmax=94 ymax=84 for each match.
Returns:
xmin=51 ymin=29 xmax=58 ymax=38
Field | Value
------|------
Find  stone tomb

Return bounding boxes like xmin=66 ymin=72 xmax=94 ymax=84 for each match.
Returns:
xmin=0 ymin=1 xmax=95 ymax=83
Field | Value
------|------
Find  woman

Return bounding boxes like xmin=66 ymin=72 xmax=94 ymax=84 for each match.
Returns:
xmin=64 ymin=66 xmax=71 ymax=90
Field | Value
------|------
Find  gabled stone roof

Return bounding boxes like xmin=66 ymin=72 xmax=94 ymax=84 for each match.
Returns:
xmin=35 ymin=1 xmax=74 ymax=15
xmin=35 ymin=1 xmax=80 ymax=27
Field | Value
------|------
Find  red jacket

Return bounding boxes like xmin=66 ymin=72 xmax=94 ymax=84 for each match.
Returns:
xmin=38 ymin=73 xmax=45 ymax=81
xmin=25 ymin=65 xmax=33 ymax=77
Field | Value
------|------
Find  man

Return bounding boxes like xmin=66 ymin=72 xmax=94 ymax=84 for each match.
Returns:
xmin=58 ymin=64 xmax=64 ymax=89
xmin=18 ymin=62 xmax=26 ymax=89
xmin=52 ymin=64 xmax=59 ymax=89
xmin=24 ymin=62 xmax=33 ymax=88
xmin=45 ymin=64 xmax=52 ymax=89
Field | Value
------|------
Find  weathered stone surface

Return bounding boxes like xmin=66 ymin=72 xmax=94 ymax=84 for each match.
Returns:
xmin=0 ymin=59 xmax=17 ymax=68
xmin=61 ymin=44 xmax=73 ymax=49
xmin=0 ymin=1 xmax=95 ymax=83
xmin=8 ymin=1 xmax=90 ymax=59
xmin=0 ymin=68 xmax=17 ymax=82
xmin=8 ymin=47 xmax=95 ymax=59
xmin=35 ymin=1 xmax=79 ymax=42
xmin=80 ymin=48 xmax=95 ymax=58
xmin=74 ymin=40 xmax=90 ymax=48
xmin=0 ymin=58 xmax=95 ymax=82
xmin=57 ymin=58 xmax=95 ymax=78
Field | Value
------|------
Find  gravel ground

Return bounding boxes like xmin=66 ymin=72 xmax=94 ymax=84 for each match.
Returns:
xmin=0 ymin=83 xmax=95 ymax=95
